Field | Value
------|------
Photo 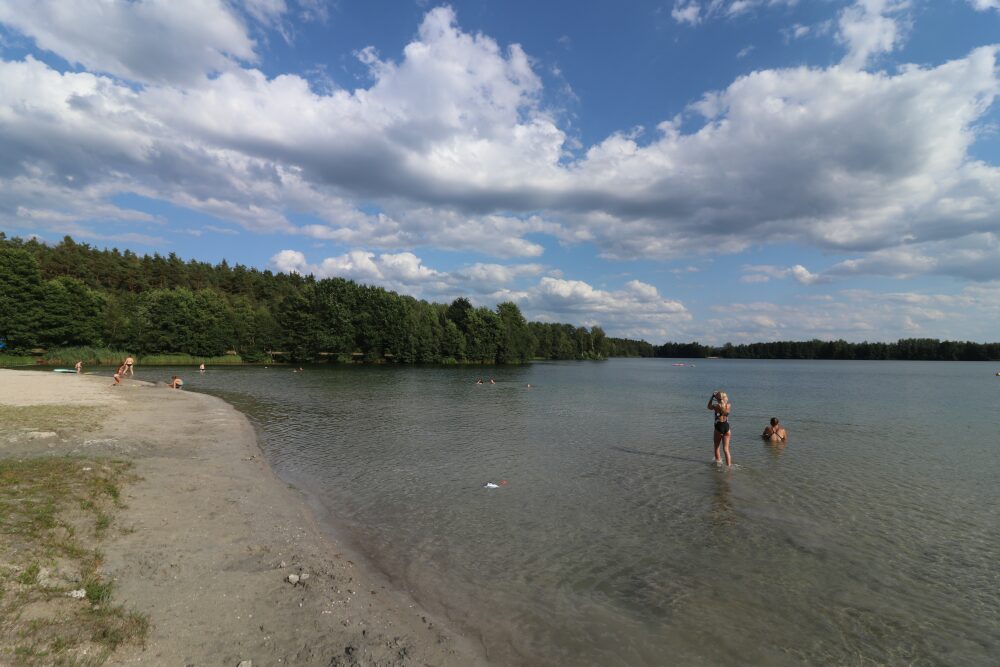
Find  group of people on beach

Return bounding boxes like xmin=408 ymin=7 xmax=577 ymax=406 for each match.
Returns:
xmin=707 ymin=389 xmax=787 ymax=467
xmin=103 ymin=356 xmax=184 ymax=389
xmin=111 ymin=356 xmax=135 ymax=386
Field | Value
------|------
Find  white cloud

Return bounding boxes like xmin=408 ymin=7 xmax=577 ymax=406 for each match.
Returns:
xmin=0 ymin=0 xmax=259 ymax=85
xmin=692 ymin=284 xmax=1000 ymax=344
xmin=837 ymin=0 xmax=908 ymax=70
xmin=0 ymin=4 xmax=999 ymax=284
xmin=827 ymin=233 xmax=1000 ymax=282
xmin=671 ymin=2 xmax=702 ymax=25
xmin=740 ymin=264 xmax=824 ymax=284
xmin=969 ymin=1 xmax=1000 ymax=11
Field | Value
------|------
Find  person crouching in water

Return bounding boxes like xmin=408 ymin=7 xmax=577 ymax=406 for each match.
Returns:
xmin=169 ymin=375 xmax=184 ymax=389
xmin=708 ymin=390 xmax=733 ymax=467
xmin=762 ymin=417 xmax=787 ymax=442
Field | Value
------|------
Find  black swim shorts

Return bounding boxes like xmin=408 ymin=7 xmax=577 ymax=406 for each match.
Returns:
xmin=714 ymin=421 xmax=731 ymax=435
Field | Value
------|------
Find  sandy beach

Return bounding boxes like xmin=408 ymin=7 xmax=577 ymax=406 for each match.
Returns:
xmin=0 ymin=369 xmax=486 ymax=666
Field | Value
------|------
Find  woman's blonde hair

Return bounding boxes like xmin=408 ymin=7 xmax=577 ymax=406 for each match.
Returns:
xmin=717 ymin=391 xmax=729 ymax=404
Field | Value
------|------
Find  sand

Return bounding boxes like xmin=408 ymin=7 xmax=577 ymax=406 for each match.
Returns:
xmin=0 ymin=369 xmax=487 ymax=666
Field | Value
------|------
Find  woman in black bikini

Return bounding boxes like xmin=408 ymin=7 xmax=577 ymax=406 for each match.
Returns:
xmin=707 ymin=390 xmax=733 ymax=467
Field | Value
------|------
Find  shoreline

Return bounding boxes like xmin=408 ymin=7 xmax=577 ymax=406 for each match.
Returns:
xmin=0 ymin=369 xmax=486 ymax=666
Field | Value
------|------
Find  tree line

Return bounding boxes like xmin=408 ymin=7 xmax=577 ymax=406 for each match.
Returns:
xmin=654 ymin=339 xmax=1000 ymax=361
xmin=0 ymin=234 xmax=620 ymax=363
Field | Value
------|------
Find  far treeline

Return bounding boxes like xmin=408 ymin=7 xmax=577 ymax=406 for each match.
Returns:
xmin=651 ymin=339 xmax=1000 ymax=361
xmin=0 ymin=234 xmax=639 ymax=364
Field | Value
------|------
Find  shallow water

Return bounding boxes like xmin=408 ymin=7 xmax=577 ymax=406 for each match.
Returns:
xmin=135 ymin=359 xmax=1000 ymax=665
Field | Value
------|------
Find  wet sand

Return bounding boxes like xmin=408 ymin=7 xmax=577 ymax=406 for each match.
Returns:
xmin=0 ymin=369 xmax=486 ymax=666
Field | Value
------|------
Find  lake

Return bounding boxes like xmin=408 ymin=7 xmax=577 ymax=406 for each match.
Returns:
xmin=134 ymin=359 xmax=1000 ymax=665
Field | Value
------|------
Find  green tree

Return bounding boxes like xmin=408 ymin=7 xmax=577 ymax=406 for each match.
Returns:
xmin=38 ymin=277 xmax=104 ymax=347
xmin=496 ymin=301 xmax=533 ymax=364
xmin=0 ymin=244 xmax=44 ymax=351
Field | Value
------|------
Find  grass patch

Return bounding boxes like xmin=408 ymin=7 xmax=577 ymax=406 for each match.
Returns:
xmin=9 ymin=347 xmax=259 ymax=367
xmin=0 ymin=405 xmax=108 ymax=440
xmin=40 ymin=347 xmax=130 ymax=367
xmin=134 ymin=353 xmax=243 ymax=365
xmin=0 ymin=457 xmax=147 ymax=665
xmin=0 ymin=354 xmax=37 ymax=368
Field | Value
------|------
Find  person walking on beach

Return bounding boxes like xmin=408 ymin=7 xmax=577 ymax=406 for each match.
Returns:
xmin=762 ymin=418 xmax=787 ymax=442
xmin=123 ymin=356 xmax=135 ymax=376
xmin=708 ymin=390 xmax=733 ymax=467
xmin=74 ymin=360 xmax=82 ymax=374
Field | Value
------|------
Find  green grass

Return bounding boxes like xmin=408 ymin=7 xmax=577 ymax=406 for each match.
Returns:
xmin=133 ymin=353 xmax=243 ymax=365
xmin=34 ymin=347 xmax=246 ymax=366
xmin=0 ymin=457 xmax=148 ymax=665
xmin=41 ymin=347 xmax=130 ymax=367
xmin=0 ymin=354 xmax=37 ymax=368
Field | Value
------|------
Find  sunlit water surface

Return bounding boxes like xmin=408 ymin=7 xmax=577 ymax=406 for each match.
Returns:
xmin=133 ymin=359 xmax=999 ymax=665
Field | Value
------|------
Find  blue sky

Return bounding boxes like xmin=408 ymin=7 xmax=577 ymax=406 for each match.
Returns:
xmin=2 ymin=0 xmax=1000 ymax=344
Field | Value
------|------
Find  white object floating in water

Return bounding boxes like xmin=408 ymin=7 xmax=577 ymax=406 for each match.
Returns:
xmin=484 ymin=482 xmax=500 ymax=489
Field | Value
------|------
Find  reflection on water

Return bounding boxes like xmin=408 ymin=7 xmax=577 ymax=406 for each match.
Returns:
xmin=137 ymin=359 xmax=1000 ymax=666
xmin=765 ymin=439 xmax=787 ymax=459
xmin=709 ymin=467 xmax=735 ymax=526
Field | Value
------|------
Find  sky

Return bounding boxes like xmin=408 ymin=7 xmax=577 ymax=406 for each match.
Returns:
xmin=1 ymin=0 xmax=1000 ymax=345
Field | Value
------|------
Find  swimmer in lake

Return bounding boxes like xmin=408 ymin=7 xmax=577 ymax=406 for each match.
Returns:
xmin=762 ymin=417 xmax=787 ymax=442
xmin=708 ymin=390 xmax=733 ymax=467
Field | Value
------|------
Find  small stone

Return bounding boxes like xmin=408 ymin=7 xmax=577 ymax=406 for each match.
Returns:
xmin=279 ymin=561 xmax=286 ymax=568
xmin=299 ymin=573 xmax=309 ymax=581
xmin=238 ymin=661 xmax=252 ymax=667
xmin=286 ymin=574 xmax=299 ymax=585
xmin=28 ymin=431 xmax=58 ymax=439
xmin=67 ymin=589 xmax=86 ymax=599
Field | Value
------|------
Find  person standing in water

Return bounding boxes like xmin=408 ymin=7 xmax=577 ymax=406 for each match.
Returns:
xmin=707 ymin=390 xmax=733 ymax=467
xmin=123 ymin=356 xmax=135 ymax=376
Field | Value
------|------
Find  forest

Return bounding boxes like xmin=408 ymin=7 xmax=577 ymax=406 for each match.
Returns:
xmin=0 ymin=234 xmax=637 ymax=364
xmin=4 ymin=234 xmax=996 ymax=364
xmin=654 ymin=339 xmax=1000 ymax=361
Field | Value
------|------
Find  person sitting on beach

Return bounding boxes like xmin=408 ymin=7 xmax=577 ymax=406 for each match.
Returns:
xmin=112 ymin=365 xmax=124 ymax=386
xmin=169 ymin=375 xmax=184 ymax=390
xmin=124 ymin=356 xmax=135 ymax=376
xmin=75 ymin=360 xmax=82 ymax=374
xmin=762 ymin=418 xmax=787 ymax=442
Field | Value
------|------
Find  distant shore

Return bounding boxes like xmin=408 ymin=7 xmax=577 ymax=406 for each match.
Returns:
xmin=0 ymin=369 xmax=485 ymax=666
